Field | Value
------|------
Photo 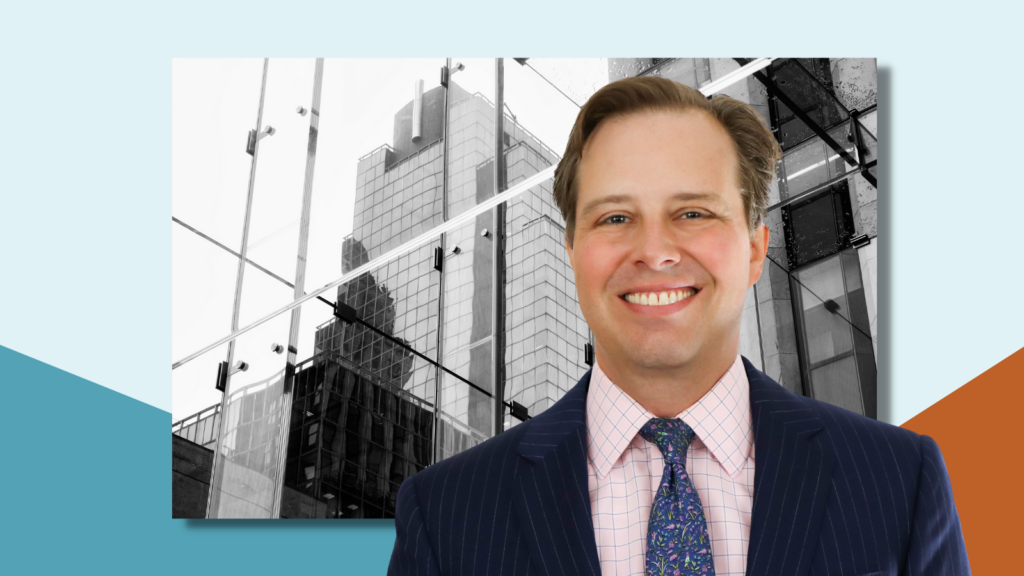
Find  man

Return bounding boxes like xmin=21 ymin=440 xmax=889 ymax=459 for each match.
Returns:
xmin=388 ymin=77 xmax=969 ymax=576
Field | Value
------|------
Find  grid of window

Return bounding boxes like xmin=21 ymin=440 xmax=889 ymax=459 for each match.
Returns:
xmin=281 ymin=355 xmax=440 ymax=518
xmin=352 ymin=141 xmax=444 ymax=262
xmin=446 ymin=91 xmax=496 ymax=218
xmin=503 ymin=132 xmax=590 ymax=419
xmin=315 ymin=239 xmax=441 ymax=404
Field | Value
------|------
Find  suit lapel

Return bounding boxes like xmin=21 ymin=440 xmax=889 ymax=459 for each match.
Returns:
xmin=743 ymin=357 xmax=835 ymax=576
xmin=512 ymin=370 xmax=601 ymax=576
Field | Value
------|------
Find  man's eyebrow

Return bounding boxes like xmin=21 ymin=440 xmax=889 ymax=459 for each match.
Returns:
xmin=578 ymin=192 xmax=726 ymax=218
xmin=579 ymin=194 xmax=633 ymax=218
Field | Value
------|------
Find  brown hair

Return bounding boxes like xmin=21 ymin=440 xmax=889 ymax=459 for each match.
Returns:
xmin=553 ymin=76 xmax=782 ymax=246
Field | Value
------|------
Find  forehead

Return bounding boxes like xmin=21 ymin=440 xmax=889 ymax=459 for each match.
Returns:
xmin=577 ymin=109 xmax=740 ymax=205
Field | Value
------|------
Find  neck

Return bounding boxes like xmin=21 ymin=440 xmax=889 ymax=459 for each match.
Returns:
xmin=594 ymin=340 xmax=739 ymax=417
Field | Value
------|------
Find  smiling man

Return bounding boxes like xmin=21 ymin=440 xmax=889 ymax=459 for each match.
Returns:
xmin=388 ymin=77 xmax=969 ymax=576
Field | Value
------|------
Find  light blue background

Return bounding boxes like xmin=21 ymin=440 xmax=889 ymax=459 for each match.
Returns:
xmin=1 ymin=0 xmax=1021 ymax=572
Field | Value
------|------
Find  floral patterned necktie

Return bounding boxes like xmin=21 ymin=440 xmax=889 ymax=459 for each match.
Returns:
xmin=639 ymin=417 xmax=715 ymax=576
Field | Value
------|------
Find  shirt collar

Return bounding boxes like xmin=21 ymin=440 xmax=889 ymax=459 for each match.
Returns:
xmin=586 ymin=354 xmax=753 ymax=478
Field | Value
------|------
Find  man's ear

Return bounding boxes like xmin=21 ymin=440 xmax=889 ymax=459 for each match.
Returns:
xmin=748 ymin=221 xmax=769 ymax=287
xmin=564 ymin=233 xmax=574 ymax=269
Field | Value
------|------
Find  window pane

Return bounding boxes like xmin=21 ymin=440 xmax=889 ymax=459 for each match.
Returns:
xmin=781 ymin=139 xmax=829 ymax=199
xmin=796 ymin=256 xmax=854 ymax=365
xmin=810 ymin=356 xmax=863 ymax=415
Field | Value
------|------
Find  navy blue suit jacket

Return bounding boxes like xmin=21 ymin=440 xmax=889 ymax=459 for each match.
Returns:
xmin=388 ymin=358 xmax=970 ymax=575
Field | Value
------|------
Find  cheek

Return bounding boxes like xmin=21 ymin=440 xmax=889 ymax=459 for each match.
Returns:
xmin=692 ymin=232 xmax=749 ymax=285
xmin=574 ymin=240 xmax=623 ymax=298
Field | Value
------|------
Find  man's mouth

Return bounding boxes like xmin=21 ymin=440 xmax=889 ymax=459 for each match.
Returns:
xmin=621 ymin=288 xmax=699 ymax=307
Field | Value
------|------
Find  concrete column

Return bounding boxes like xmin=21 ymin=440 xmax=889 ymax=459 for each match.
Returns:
xmin=739 ymin=286 xmax=763 ymax=371
xmin=756 ymin=209 xmax=804 ymax=395
xmin=830 ymin=58 xmax=877 ymax=113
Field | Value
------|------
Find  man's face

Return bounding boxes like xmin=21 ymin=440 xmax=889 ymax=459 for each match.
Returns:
xmin=566 ymin=109 xmax=768 ymax=373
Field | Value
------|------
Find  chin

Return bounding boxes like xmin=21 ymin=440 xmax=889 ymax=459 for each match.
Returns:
xmin=622 ymin=344 xmax=697 ymax=371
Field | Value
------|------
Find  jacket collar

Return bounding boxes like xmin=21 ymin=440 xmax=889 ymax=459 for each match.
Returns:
xmin=743 ymin=357 xmax=834 ymax=576
xmin=512 ymin=368 xmax=601 ymax=576
xmin=511 ymin=358 xmax=835 ymax=576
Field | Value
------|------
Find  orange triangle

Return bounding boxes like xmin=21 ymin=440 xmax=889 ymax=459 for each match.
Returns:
xmin=901 ymin=344 xmax=1024 ymax=573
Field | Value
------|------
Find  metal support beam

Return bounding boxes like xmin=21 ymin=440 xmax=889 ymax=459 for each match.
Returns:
xmin=271 ymin=57 xmax=324 ymax=518
xmin=432 ymin=58 xmax=454 ymax=461
xmin=206 ymin=57 xmax=269 ymax=520
xmin=493 ymin=58 xmax=507 ymax=436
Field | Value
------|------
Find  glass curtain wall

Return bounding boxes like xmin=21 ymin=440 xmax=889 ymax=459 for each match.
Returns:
xmin=173 ymin=57 xmax=879 ymax=518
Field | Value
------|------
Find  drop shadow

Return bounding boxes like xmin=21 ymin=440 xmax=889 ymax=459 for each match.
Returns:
xmin=875 ymin=64 xmax=892 ymax=424
xmin=182 ymin=518 xmax=395 ymax=529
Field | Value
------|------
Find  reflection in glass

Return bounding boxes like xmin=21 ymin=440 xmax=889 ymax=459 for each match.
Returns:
xmin=441 ymin=217 xmax=494 ymax=441
xmin=207 ymin=345 xmax=289 ymax=518
xmin=316 ymin=239 xmax=441 ymax=403
xmin=279 ymin=354 xmax=434 ymax=518
xmin=208 ymin=258 xmax=295 ymax=518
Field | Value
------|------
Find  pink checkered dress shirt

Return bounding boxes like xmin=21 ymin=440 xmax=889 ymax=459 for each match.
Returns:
xmin=586 ymin=354 xmax=755 ymax=576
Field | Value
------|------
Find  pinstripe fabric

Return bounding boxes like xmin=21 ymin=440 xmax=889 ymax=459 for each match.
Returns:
xmin=388 ymin=357 xmax=970 ymax=576
xmin=587 ymin=357 xmax=754 ymax=576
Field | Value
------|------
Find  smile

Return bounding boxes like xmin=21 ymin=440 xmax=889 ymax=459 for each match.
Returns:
xmin=622 ymin=288 xmax=698 ymax=306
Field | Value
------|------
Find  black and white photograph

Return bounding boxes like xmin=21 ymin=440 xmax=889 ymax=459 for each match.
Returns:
xmin=172 ymin=57 xmax=879 ymax=520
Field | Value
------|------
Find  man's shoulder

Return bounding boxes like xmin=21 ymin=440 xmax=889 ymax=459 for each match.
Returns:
xmin=402 ymin=370 xmax=592 ymax=507
xmin=780 ymin=380 xmax=920 ymax=446
xmin=745 ymin=359 xmax=924 ymax=458
xmin=403 ymin=414 xmax=535 ymax=497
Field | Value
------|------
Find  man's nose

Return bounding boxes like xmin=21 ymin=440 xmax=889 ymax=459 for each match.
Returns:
xmin=633 ymin=219 xmax=681 ymax=271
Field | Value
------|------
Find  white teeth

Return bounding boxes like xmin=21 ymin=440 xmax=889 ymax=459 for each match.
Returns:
xmin=625 ymin=288 xmax=697 ymax=306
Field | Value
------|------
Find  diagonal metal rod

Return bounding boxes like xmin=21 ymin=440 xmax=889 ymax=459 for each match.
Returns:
xmin=520 ymin=60 xmax=583 ymax=109
xmin=173 ymin=216 xmax=295 ymax=290
xmin=343 ymin=312 xmax=525 ymax=415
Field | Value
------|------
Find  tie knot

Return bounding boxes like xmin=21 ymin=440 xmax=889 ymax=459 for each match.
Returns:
xmin=638 ymin=417 xmax=695 ymax=465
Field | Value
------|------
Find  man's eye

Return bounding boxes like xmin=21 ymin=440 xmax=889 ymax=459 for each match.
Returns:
xmin=602 ymin=215 xmax=628 ymax=225
xmin=680 ymin=211 xmax=705 ymax=219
